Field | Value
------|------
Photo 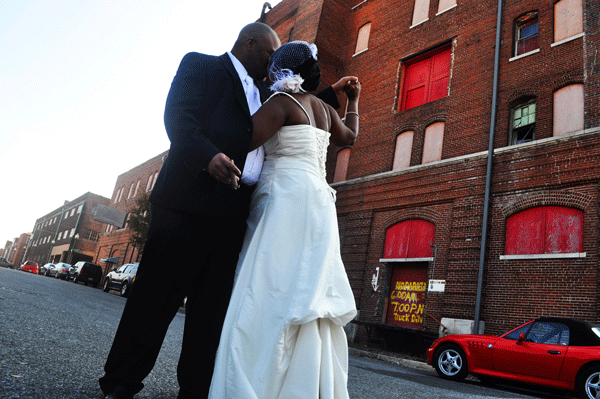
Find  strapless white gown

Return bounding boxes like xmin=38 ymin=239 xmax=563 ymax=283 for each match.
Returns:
xmin=208 ymin=93 xmax=357 ymax=399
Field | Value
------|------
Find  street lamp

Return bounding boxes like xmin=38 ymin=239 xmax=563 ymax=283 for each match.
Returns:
xmin=68 ymin=233 xmax=80 ymax=264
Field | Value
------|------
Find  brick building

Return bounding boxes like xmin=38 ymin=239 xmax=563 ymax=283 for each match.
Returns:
xmin=25 ymin=192 xmax=110 ymax=267
xmin=94 ymin=150 xmax=167 ymax=277
xmin=260 ymin=0 xmax=599 ymax=347
xmin=3 ymin=233 xmax=31 ymax=268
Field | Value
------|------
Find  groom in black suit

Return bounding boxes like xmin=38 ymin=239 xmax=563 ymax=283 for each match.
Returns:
xmin=99 ymin=22 xmax=352 ymax=399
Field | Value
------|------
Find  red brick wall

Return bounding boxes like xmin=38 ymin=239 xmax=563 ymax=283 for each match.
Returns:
xmin=263 ymin=0 xmax=599 ymax=340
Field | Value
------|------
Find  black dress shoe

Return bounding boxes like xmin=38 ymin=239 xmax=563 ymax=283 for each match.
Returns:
xmin=104 ymin=385 xmax=134 ymax=399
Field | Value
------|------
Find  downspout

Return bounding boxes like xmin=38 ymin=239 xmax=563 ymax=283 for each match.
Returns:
xmin=473 ymin=0 xmax=503 ymax=334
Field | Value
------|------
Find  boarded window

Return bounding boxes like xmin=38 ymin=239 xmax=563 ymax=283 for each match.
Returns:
xmin=383 ymin=219 xmax=435 ymax=259
xmin=505 ymin=206 xmax=584 ymax=255
xmin=333 ymin=148 xmax=351 ymax=183
xmin=393 ymin=131 xmax=414 ymax=170
xmin=437 ymin=0 xmax=457 ymax=14
xmin=422 ymin=122 xmax=444 ymax=163
xmin=515 ymin=12 xmax=539 ymax=56
xmin=554 ymin=0 xmax=583 ymax=43
xmin=412 ymin=0 xmax=431 ymax=26
xmin=554 ymin=84 xmax=584 ymax=136
xmin=354 ymin=23 xmax=371 ymax=55
xmin=400 ymin=45 xmax=451 ymax=111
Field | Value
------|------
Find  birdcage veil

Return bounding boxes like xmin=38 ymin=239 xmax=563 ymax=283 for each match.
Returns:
xmin=269 ymin=41 xmax=318 ymax=93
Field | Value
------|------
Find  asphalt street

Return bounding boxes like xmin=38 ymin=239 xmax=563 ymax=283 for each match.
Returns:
xmin=0 ymin=267 xmax=575 ymax=398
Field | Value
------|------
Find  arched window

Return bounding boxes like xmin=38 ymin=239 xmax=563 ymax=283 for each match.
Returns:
xmin=422 ymin=122 xmax=444 ymax=163
xmin=354 ymin=22 xmax=371 ymax=55
xmin=505 ymin=206 xmax=583 ymax=255
xmin=333 ymin=148 xmax=351 ymax=183
xmin=554 ymin=84 xmax=584 ymax=137
xmin=393 ymin=131 xmax=414 ymax=170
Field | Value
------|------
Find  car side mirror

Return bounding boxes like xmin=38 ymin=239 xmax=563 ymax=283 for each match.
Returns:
xmin=517 ymin=332 xmax=525 ymax=345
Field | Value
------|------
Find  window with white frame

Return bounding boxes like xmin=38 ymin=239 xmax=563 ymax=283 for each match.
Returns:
xmin=515 ymin=12 xmax=539 ymax=57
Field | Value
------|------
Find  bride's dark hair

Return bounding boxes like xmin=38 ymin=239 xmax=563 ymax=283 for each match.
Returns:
xmin=269 ymin=41 xmax=321 ymax=93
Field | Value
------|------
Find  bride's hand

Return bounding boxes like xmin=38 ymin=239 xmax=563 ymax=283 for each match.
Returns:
xmin=344 ymin=80 xmax=361 ymax=101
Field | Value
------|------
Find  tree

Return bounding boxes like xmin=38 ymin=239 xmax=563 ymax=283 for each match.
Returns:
xmin=127 ymin=192 xmax=152 ymax=252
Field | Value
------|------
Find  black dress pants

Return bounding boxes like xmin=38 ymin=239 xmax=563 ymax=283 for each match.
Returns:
xmin=99 ymin=204 xmax=247 ymax=398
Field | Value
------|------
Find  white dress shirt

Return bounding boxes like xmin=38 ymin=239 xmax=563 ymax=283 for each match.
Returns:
xmin=227 ymin=52 xmax=264 ymax=186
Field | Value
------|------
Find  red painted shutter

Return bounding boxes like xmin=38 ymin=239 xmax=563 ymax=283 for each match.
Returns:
xmin=384 ymin=221 xmax=411 ymax=258
xmin=401 ymin=46 xmax=451 ymax=111
xmin=545 ymin=206 xmax=583 ymax=253
xmin=384 ymin=220 xmax=435 ymax=258
xmin=505 ymin=207 xmax=545 ymax=255
xmin=407 ymin=220 xmax=435 ymax=258
xmin=402 ymin=60 xmax=429 ymax=110
xmin=505 ymin=206 xmax=583 ymax=255
xmin=429 ymin=48 xmax=451 ymax=102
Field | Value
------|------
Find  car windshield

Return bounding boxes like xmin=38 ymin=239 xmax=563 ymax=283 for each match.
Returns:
xmin=593 ymin=328 xmax=600 ymax=339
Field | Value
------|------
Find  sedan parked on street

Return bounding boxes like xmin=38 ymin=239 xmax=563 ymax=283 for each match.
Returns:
xmin=40 ymin=263 xmax=55 ymax=276
xmin=102 ymin=263 xmax=138 ymax=297
xmin=42 ymin=262 xmax=71 ymax=279
xmin=0 ymin=256 xmax=14 ymax=269
xmin=427 ymin=317 xmax=600 ymax=399
xmin=21 ymin=261 xmax=39 ymax=274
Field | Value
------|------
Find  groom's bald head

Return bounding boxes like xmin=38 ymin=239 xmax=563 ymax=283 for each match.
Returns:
xmin=232 ymin=22 xmax=281 ymax=81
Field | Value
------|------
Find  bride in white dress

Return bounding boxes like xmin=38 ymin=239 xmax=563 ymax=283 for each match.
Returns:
xmin=209 ymin=41 xmax=361 ymax=399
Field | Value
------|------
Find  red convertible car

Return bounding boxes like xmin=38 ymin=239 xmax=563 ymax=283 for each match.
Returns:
xmin=427 ymin=317 xmax=600 ymax=399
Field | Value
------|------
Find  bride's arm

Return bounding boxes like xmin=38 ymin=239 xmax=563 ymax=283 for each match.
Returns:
xmin=250 ymin=96 xmax=288 ymax=151
xmin=328 ymin=80 xmax=360 ymax=147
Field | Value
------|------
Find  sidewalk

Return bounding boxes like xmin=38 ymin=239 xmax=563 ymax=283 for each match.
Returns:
xmin=348 ymin=344 xmax=434 ymax=373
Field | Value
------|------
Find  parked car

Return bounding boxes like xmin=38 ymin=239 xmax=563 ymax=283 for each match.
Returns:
xmin=68 ymin=261 xmax=102 ymax=287
xmin=21 ymin=260 xmax=39 ymax=274
xmin=427 ymin=317 xmax=600 ymax=399
xmin=0 ymin=256 xmax=14 ymax=269
xmin=40 ymin=263 xmax=55 ymax=276
xmin=42 ymin=262 xmax=71 ymax=279
xmin=102 ymin=263 xmax=139 ymax=297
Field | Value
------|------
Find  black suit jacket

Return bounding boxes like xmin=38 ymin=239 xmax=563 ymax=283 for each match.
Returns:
xmin=151 ymin=52 xmax=340 ymax=219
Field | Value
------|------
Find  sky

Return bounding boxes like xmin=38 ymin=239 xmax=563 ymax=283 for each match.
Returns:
xmin=0 ymin=0 xmax=282 ymax=247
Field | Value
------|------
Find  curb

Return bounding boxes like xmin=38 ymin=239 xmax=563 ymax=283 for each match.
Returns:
xmin=348 ymin=348 xmax=434 ymax=372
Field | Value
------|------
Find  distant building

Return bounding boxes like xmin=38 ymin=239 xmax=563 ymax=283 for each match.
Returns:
xmin=260 ymin=0 xmax=600 ymax=346
xmin=4 ymin=233 xmax=30 ymax=267
xmin=24 ymin=192 xmax=110 ymax=266
xmin=94 ymin=150 xmax=168 ymax=277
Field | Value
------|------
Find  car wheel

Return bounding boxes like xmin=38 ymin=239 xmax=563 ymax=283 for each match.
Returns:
xmin=103 ymin=279 xmax=110 ymax=292
xmin=73 ymin=275 xmax=78 ymax=284
xmin=578 ymin=365 xmax=600 ymax=399
xmin=433 ymin=344 xmax=469 ymax=382
xmin=121 ymin=281 xmax=129 ymax=297
xmin=54 ymin=273 xmax=59 ymax=279
xmin=44 ymin=270 xmax=49 ymax=277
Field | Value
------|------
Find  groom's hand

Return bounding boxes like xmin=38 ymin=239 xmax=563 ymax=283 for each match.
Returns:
xmin=207 ymin=153 xmax=241 ymax=188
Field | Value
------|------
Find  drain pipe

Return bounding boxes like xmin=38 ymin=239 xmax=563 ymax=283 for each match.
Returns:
xmin=473 ymin=0 xmax=503 ymax=335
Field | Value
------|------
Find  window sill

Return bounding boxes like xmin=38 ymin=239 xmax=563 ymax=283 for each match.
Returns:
xmin=380 ymin=257 xmax=434 ymax=263
xmin=352 ymin=0 xmax=368 ymax=10
xmin=551 ymin=32 xmax=584 ymax=48
xmin=436 ymin=4 xmax=457 ymax=16
xmin=410 ymin=18 xmax=429 ymax=29
xmin=353 ymin=48 xmax=368 ymax=57
xmin=509 ymin=48 xmax=540 ymax=62
xmin=500 ymin=252 xmax=586 ymax=260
